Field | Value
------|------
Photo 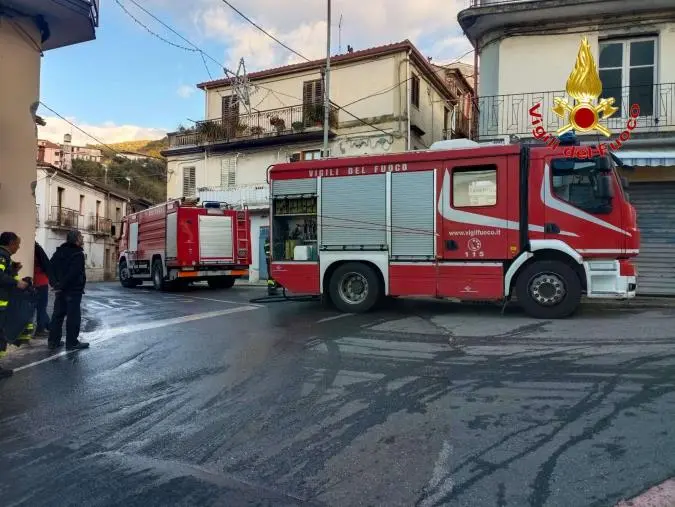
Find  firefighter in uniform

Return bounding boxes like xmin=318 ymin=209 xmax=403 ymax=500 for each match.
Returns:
xmin=0 ymin=232 xmax=31 ymax=378
xmin=264 ymin=237 xmax=278 ymax=296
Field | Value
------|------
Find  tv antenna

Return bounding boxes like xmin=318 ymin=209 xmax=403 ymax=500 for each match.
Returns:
xmin=338 ymin=14 xmax=343 ymax=53
xmin=232 ymin=58 xmax=253 ymax=114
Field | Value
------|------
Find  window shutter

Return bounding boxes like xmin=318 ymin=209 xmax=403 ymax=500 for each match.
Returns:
xmin=220 ymin=158 xmax=237 ymax=189
xmin=183 ymin=167 xmax=196 ymax=197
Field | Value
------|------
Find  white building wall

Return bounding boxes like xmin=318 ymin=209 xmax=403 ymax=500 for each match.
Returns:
xmin=35 ymin=168 xmax=111 ymax=282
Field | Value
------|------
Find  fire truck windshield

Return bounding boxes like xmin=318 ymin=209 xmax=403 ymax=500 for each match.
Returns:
xmin=550 ymin=156 xmax=615 ymax=215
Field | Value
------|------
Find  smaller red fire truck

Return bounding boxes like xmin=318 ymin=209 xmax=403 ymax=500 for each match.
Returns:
xmin=266 ymin=138 xmax=639 ymax=319
xmin=118 ymin=198 xmax=251 ymax=290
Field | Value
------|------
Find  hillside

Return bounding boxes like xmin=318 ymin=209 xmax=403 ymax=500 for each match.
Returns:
xmin=90 ymin=137 xmax=169 ymax=160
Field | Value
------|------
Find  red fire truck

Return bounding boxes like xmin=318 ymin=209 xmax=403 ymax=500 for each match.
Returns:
xmin=118 ymin=198 xmax=252 ymax=290
xmin=267 ymin=139 xmax=639 ymax=319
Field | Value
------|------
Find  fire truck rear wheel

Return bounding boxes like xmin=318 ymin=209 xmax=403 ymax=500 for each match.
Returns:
xmin=208 ymin=276 xmax=236 ymax=289
xmin=329 ymin=262 xmax=381 ymax=313
xmin=515 ymin=260 xmax=581 ymax=319
xmin=152 ymin=260 xmax=166 ymax=291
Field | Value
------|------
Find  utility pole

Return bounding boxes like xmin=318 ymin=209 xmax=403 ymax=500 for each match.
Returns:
xmin=322 ymin=0 xmax=331 ymax=158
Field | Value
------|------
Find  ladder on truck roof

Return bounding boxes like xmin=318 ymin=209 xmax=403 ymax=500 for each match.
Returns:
xmin=235 ymin=206 xmax=248 ymax=258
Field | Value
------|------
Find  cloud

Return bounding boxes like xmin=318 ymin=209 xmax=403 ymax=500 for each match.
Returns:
xmin=154 ymin=0 xmax=470 ymax=71
xmin=177 ymin=84 xmax=196 ymax=98
xmin=38 ymin=116 xmax=167 ymax=146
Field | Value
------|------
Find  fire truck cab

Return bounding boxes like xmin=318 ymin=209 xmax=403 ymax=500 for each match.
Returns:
xmin=266 ymin=138 xmax=639 ymax=319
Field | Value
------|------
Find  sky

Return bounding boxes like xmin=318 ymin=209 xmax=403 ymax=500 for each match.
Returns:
xmin=37 ymin=0 xmax=474 ymax=146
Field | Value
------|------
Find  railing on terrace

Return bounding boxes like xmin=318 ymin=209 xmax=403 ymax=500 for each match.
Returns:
xmin=88 ymin=215 xmax=113 ymax=235
xmin=476 ymin=82 xmax=675 ymax=140
xmin=47 ymin=207 xmax=81 ymax=229
xmin=199 ymin=184 xmax=270 ymax=208
xmin=169 ymin=103 xmax=339 ymax=147
xmin=468 ymin=0 xmax=539 ymax=6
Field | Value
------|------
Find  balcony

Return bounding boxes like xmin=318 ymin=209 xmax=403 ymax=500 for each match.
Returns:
xmin=476 ymin=82 xmax=675 ymax=142
xmin=46 ymin=207 xmax=81 ymax=230
xmin=199 ymin=184 xmax=270 ymax=210
xmin=458 ymin=0 xmax=675 ymax=46
xmin=166 ymin=104 xmax=339 ymax=153
xmin=88 ymin=215 xmax=113 ymax=236
xmin=8 ymin=0 xmax=99 ymax=51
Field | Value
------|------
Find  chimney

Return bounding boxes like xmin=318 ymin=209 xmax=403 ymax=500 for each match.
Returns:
xmin=62 ymin=133 xmax=73 ymax=171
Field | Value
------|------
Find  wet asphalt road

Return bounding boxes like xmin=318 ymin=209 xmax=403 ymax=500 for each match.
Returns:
xmin=1 ymin=283 xmax=675 ymax=507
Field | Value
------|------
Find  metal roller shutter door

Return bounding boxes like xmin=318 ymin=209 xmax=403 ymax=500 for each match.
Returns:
xmin=630 ymin=183 xmax=675 ymax=295
xmin=391 ymin=171 xmax=435 ymax=257
xmin=321 ymin=174 xmax=386 ymax=248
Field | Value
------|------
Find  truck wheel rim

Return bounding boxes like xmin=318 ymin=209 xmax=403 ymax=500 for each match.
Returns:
xmin=529 ymin=273 xmax=566 ymax=306
xmin=339 ymin=272 xmax=368 ymax=305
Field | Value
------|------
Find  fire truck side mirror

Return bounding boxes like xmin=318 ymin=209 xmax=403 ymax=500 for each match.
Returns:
xmin=598 ymin=175 xmax=615 ymax=199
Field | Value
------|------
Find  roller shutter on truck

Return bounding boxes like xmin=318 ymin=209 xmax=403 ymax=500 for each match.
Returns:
xmin=199 ymin=215 xmax=234 ymax=260
xmin=391 ymin=171 xmax=435 ymax=258
xmin=321 ymin=174 xmax=386 ymax=249
xmin=629 ymin=183 xmax=675 ymax=295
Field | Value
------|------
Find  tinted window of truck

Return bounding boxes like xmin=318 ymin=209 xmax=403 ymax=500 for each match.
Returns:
xmin=551 ymin=158 xmax=612 ymax=214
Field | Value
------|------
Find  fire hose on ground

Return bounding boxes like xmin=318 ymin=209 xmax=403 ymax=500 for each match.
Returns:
xmin=249 ymin=286 xmax=320 ymax=304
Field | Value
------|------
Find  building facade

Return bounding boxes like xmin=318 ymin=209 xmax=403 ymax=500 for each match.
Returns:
xmin=35 ymin=162 xmax=148 ymax=281
xmin=458 ymin=0 xmax=675 ymax=295
xmin=163 ymin=40 xmax=469 ymax=282
xmin=0 ymin=0 xmax=99 ymax=274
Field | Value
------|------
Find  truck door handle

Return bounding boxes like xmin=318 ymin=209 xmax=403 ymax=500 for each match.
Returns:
xmin=445 ymin=240 xmax=458 ymax=251
xmin=545 ymin=223 xmax=560 ymax=234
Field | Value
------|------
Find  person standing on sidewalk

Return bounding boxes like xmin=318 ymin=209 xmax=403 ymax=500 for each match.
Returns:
xmin=48 ymin=231 xmax=89 ymax=351
xmin=0 ymin=232 xmax=30 ymax=378
xmin=33 ymin=242 xmax=51 ymax=338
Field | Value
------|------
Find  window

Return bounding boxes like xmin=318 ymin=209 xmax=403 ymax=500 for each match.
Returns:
xmin=452 ymin=166 xmax=497 ymax=208
xmin=599 ymin=38 xmax=656 ymax=117
xmin=411 ymin=75 xmax=420 ymax=108
xmin=220 ymin=158 xmax=237 ymax=189
xmin=222 ymin=95 xmax=239 ymax=136
xmin=302 ymin=79 xmax=324 ymax=126
xmin=182 ymin=166 xmax=196 ymax=197
xmin=551 ymin=158 xmax=612 ymax=214
xmin=302 ymin=150 xmax=321 ymax=161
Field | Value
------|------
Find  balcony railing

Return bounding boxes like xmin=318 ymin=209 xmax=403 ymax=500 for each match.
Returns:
xmin=47 ymin=207 xmax=81 ymax=229
xmin=199 ymin=184 xmax=270 ymax=209
xmin=169 ymin=103 xmax=339 ymax=147
xmin=88 ymin=215 xmax=113 ymax=236
xmin=468 ymin=0 xmax=538 ymax=6
xmin=476 ymin=82 xmax=675 ymax=141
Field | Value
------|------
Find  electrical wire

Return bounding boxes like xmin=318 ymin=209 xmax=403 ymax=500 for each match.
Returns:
xmin=218 ymin=0 xmax=311 ymax=63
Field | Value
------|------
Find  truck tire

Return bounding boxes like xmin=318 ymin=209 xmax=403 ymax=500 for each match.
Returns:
xmin=119 ymin=260 xmax=138 ymax=288
xmin=515 ymin=260 xmax=581 ymax=319
xmin=152 ymin=260 xmax=166 ymax=291
xmin=329 ymin=262 xmax=381 ymax=313
xmin=208 ymin=276 xmax=236 ymax=289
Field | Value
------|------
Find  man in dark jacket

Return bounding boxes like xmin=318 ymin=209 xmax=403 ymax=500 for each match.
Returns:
xmin=0 ymin=232 xmax=30 ymax=378
xmin=48 ymin=230 xmax=89 ymax=351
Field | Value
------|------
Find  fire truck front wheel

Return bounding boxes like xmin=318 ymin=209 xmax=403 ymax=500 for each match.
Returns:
xmin=515 ymin=260 xmax=582 ymax=319
xmin=329 ymin=262 xmax=381 ymax=313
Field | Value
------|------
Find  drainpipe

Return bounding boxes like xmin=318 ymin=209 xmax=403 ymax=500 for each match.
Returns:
xmin=406 ymin=50 xmax=412 ymax=150
xmin=397 ymin=52 xmax=412 ymax=144
xmin=473 ymin=48 xmax=479 ymax=139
